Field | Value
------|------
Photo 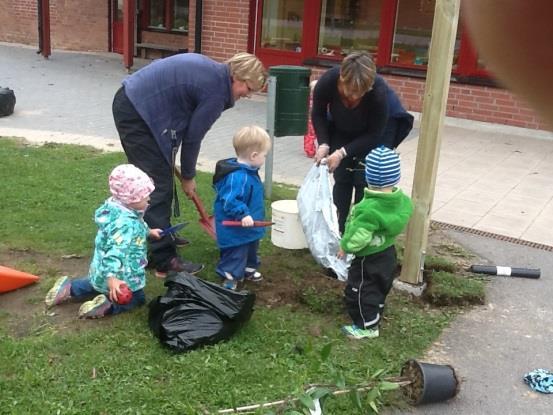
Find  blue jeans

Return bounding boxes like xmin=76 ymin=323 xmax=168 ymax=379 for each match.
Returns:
xmin=216 ymin=240 xmax=260 ymax=281
xmin=70 ymin=277 xmax=146 ymax=315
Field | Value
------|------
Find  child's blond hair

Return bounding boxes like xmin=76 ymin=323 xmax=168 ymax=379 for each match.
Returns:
xmin=233 ymin=125 xmax=271 ymax=157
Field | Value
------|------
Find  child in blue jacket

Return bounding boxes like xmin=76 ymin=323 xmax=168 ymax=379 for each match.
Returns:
xmin=213 ymin=125 xmax=271 ymax=290
xmin=45 ymin=164 xmax=162 ymax=318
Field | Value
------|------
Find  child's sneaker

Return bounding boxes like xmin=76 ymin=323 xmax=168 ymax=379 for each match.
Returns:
xmin=223 ymin=279 xmax=238 ymax=290
xmin=78 ymin=294 xmax=112 ymax=319
xmin=244 ymin=268 xmax=263 ymax=282
xmin=45 ymin=276 xmax=72 ymax=308
xmin=221 ymin=272 xmax=238 ymax=290
xmin=342 ymin=324 xmax=379 ymax=340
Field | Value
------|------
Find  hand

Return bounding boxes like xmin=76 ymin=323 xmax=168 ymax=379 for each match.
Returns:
xmin=107 ymin=277 xmax=126 ymax=303
xmin=326 ymin=150 xmax=344 ymax=172
xmin=241 ymin=215 xmax=254 ymax=227
xmin=149 ymin=228 xmax=163 ymax=240
xmin=314 ymin=144 xmax=330 ymax=165
xmin=181 ymin=177 xmax=196 ymax=198
xmin=337 ymin=248 xmax=345 ymax=259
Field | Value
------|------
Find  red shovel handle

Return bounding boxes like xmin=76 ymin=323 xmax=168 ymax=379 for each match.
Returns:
xmin=222 ymin=220 xmax=274 ymax=227
xmin=191 ymin=193 xmax=211 ymax=222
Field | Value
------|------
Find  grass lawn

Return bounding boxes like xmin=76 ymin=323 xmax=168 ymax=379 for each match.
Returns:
xmin=0 ymin=138 xmax=483 ymax=414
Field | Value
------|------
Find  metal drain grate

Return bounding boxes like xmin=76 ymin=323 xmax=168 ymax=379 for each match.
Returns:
xmin=431 ymin=220 xmax=553 ymax=252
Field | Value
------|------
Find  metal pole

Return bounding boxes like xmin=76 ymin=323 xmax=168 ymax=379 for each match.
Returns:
xmin=264 ymin=75 xmax=277 ymax=198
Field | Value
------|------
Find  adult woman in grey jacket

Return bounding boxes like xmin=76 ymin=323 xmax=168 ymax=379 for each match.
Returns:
xmin=112 ymin=52 xmax=266 ymax=277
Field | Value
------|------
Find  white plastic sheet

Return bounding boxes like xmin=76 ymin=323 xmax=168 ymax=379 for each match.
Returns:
xmin=297 ymin=164 xmax=350 ymax=281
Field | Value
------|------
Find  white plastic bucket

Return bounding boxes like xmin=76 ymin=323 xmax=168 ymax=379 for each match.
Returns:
xmin=271 ymin=199 xmax=308 ymax=249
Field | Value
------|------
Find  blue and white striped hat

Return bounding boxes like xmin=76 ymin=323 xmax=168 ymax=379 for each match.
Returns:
xmin=365 ymin=145 xmax=401 ymax=188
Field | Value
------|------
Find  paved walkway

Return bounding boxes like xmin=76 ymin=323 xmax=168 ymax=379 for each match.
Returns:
xmin=1 ymin=42 xmax=553 ymax=247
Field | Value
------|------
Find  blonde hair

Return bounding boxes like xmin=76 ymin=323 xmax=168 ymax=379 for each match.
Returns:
xmin=233 ymin=125 xmax=271 ymax=157
xmin=340 ymin=52 xmax=376 ymax=95
xmin=226 ymin=52 xmax=267 ymax=92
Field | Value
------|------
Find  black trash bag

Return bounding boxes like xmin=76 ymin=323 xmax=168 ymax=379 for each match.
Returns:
xmin=0 ymin=87 xmax=16 ymax=117
xmin=148 ymin=272 xmax=255 ymax=353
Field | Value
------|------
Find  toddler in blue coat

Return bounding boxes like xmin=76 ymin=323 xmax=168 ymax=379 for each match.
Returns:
xmin=213 ymin=125 xmax=271 ymax=290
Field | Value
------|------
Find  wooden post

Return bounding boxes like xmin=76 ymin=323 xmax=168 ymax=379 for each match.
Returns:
xmin=123 ymin=0 xmax=135 ymax=71
xmin=400 ymin=0 xmax=460 ymax=285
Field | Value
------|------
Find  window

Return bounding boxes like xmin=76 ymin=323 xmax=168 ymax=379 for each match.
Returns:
xmin=318 ymin=0 xmax=382 ymax=58
xmin=392 ymin=0 xmax=461 ymax=68
xmin=173 ymin=0 xmax=188 ymax=31
xmin=149 ymin=0 xmax=165 ymax=28
xmin=146 ymin=0 xmax=188 ymax=32
xmin=256 ymin=0 xmax=488 ymax=80
xmin=261 ymin=0 xmax=304 ymax=52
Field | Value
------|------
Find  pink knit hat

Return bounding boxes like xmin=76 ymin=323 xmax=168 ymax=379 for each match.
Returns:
xmin=108 ymin=164 xmax=155 ymax=205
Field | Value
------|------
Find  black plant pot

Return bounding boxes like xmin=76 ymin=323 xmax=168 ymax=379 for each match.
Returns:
xmin=401 ymin=359 xmax=459 ymax=405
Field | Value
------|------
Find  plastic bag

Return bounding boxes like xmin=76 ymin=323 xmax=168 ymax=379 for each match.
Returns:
xmin=297 ymin=164 xmax=350 ymax=281
xmin=148 ymin=272 xmax=255 ymax=353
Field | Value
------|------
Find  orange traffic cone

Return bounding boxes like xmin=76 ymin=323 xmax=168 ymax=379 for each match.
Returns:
xmin=0 ymin=265 xmax=40 ymax=293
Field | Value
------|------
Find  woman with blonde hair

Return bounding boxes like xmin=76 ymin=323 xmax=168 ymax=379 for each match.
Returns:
xmin=312 ymin=52 xmax=413 ymax=233
xmin=112 ymin=52 xmax=266 ymax=277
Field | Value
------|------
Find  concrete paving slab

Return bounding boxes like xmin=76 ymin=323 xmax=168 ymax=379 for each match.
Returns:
xmin=388 ymin=230 xmax=553 ymax=415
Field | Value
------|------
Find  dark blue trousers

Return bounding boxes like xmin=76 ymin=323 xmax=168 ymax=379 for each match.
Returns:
xmin=216 ymin=240 xmax=260 ymax=281
xmin=70 ymin=277 xmax=146 ymax=315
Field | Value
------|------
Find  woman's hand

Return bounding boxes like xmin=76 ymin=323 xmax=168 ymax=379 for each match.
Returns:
xmin=107 ymin=276 xmax=126 ymax=303
xmin=314 ymin=144 xmax=330 ymax=165
xmin=241 ymin=215 xmax=254 ymax=227
xmin=337 ymin=248 xmax=345 ymax=259
xmin=326 ymin=149 xmax=345 ymax=172
xmin=149 ymin=228 xmax=163 ymax=240
xmin=181 ymin=177 xmax=196 ymax=198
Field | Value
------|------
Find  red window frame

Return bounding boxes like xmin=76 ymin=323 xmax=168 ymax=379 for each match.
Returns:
xmin=253 ymin=0 xmax=490 ymax=80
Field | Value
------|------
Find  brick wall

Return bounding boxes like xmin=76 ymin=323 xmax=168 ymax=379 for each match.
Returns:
xmin=0 ymin=0 xmax=107 ymax=52
xmin=199 ymin=0 xmax=250 ymax=61
xmin=49 ymin=0 xmax=107 ymax=52
xmin=382 ymin=74 xmax=547 ymax=130
xmin=0 ymin=0 xmax=39 ymax=45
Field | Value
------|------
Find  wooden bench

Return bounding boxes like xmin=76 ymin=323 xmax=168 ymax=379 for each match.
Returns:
xmin=136 ymin=43 xmax=188 ymax=59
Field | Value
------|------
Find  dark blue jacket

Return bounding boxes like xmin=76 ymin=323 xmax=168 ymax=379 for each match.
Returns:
xmin=312 ymin=68 xmax=413 ymax=157
xmin=213 ymin=158 xmax=266 ymax=249
xmin=123 ymin=53 xmax=234 ymax=179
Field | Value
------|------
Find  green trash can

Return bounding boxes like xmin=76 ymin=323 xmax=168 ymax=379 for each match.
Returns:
xmin=269 ymin=65 xmax=311 ymax=137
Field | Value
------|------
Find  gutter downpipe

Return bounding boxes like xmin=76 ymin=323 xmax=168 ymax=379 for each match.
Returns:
xmin=194 ymin=0 xmax=203 ymax=53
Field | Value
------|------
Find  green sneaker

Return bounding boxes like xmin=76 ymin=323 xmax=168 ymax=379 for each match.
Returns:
xmin=45 ymin=276 xmax=72 ymax=308
xmin=78 ymin=294 xmax=112 ymax=319
xmin=342 ymin=324 xmax=379 ymax=340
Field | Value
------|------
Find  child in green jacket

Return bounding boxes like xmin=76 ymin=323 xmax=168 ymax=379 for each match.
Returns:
xmin=338 ymin=146 xmax=413 ymax=339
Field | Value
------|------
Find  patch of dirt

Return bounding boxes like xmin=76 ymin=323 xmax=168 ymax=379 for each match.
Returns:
xmin=0 ymin=248 xmax=93 ymax=337
xmin=0 ymin=226 xmax=477 ymax=338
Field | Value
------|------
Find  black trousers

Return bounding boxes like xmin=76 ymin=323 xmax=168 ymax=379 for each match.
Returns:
xmin=344 ymin=245 xmax=397 ymax=329
xmin=112 ymin=86 xmax=177 ymax=268
xmin=332 ymin=118 xmax=401 ymax=234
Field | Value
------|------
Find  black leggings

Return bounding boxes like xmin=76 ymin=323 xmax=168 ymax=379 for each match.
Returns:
xmin=333 ymin=157 xmax=366 ymax=234
xmin=112 ymin=86 xmax=177 ymax=268
xmin=344 ymin=246 xmax=397 ymax=329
